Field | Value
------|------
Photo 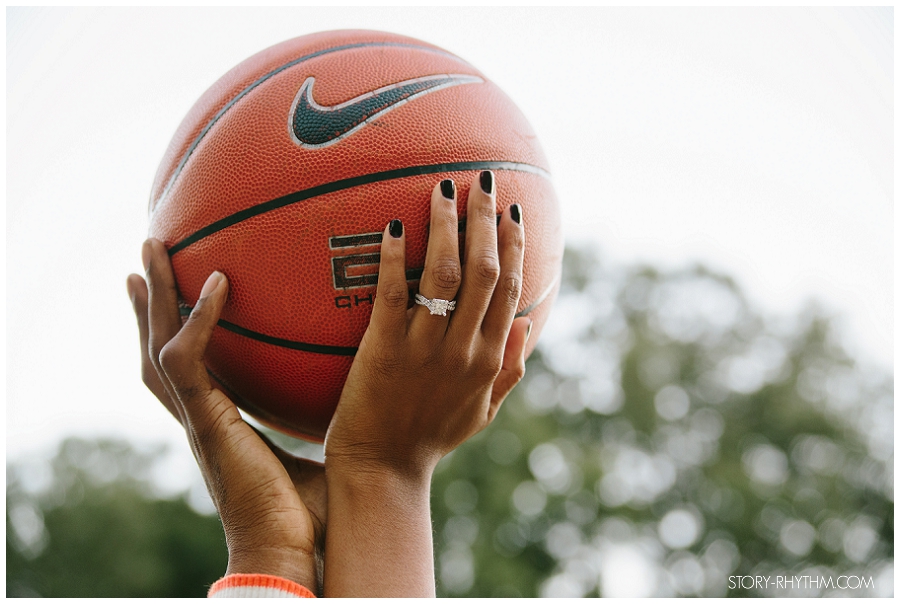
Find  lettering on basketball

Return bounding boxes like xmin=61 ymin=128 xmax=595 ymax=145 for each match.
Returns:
xmin=289 ymin=74 xmax=483 ymax=148
xmin=328 ymin=217 xmax=500 ymax=309
xmin=329 ymin=232 xmax=422 ymax=300
xmin=334 ymin=294 xmax=377 ymax=309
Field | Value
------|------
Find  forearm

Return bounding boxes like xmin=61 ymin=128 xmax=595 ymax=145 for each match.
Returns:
xmin=323 ymin=463 xmax=435 ymax=597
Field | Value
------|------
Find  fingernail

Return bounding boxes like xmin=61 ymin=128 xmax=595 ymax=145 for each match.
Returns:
xmin=440 ymin=179 xmax=455 ymax=200
xmin=389 ymin=219 xmax=403 ymax=238
xmin=142 ymin=240 xmax=152 ymax=272
xmin=510 ymin=204 xmax=522 ymax=225
xmin=200 ymin=271 xmax=222 ymax=298
xmin=480 ymin=170 xmax=494 ymax=195
xmin=525 ymin=319 xmax=534 ymax=342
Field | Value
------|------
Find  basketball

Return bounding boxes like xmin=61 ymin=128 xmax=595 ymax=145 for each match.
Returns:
xmin=148 ymin=30 xmax=562 ymax=441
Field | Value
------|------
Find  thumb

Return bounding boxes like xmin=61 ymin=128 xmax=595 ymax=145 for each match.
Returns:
xmin=158 ymin=271 xmax=227 ymax=400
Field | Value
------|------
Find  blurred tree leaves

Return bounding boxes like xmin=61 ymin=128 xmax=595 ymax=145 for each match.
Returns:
xmin=6 ymin=440 xmax=227 ymax=597
xmin=6 ymin=245 xmax=893 ymax=597
xmin=429 ymin=246 xmax=892 ymax=597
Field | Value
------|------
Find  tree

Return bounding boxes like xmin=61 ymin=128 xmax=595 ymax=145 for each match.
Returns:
xmin=428 ymin=247 xmax=892 ymax=597
xmin=7 ymin=439 xmax=227 ymax=597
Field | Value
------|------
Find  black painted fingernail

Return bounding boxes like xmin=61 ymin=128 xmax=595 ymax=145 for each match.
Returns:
xmin=510 ymin=204 xmax=522 ymax=224
xmin=480 ymin=170 xmax=494 ymax=195
xmin=440 ymin=179 xmax=455 ymax=200
xmin=389 ymin=219 xmax=403 ymax=238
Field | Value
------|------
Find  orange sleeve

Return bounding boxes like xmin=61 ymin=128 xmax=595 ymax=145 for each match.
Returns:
xmin=208 ymin=573 xmax=316 ymax=598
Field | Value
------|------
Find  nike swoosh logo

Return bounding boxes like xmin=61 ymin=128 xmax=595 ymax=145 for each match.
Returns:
xmin=289 ymin=74 xmax=483 ymax=148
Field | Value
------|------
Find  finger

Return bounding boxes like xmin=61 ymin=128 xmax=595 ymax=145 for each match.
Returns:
xmin=145 ymin=239 xmax=185 ymax=387
xmin=481 ymin=203 xmax=525 ymax=342
xmin=157 ymin=270 xmax=253 ymax=457
xmin=453 ymin=170 xmax=500 ymax=332
xmin=127 ymin=273 xmax=183 ymax=424
xmin=158 ymin=271 xmax=226 ymax=405
xmin=366 ymin=219 xmax=408 ymax=343
xmin=487 ymin=317 xmax=532 ymax=421
xmin=410 ymin=179 xmax=461 ymax=335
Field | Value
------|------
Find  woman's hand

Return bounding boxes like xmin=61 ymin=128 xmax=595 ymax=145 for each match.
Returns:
xmin=323 ymin=171 xmax=530 ymax=596
xmin=326 ymin=171 xmax=530 ymax=476
xmin=126 ymin=240 xmax=326 ymax=593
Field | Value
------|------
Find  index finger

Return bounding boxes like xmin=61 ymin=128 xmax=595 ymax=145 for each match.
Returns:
xmin=364 ymin=219 xmax=408 ymax=344
xmin=127 ymin=273 xmax=183 ymax=424
xmin=145 ymin=239 xmax=184 ymax=376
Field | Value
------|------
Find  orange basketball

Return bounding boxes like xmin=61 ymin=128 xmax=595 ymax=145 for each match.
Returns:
xmin=149 ymin=30 xmax=562 ymax=441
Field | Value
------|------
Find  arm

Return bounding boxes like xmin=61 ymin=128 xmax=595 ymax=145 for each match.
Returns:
xmin=127 ymin=241 xmax=326 ymax=595
xmin=323 ymin=172 xmax=530 ymax=596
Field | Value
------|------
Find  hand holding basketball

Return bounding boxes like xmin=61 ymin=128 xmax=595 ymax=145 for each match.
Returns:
xmin=126 ymin=243 xmax=326 ymax=594
xmin=325 ymin=172 xmax=530 ymax=476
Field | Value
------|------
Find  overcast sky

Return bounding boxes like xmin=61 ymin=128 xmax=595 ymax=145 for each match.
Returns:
xmin=7 ymin=7 xmax=892 ymax=470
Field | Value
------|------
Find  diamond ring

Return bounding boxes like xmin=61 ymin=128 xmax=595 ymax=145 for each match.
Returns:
xmin=414 ymin=293 xmax=457 ymax=316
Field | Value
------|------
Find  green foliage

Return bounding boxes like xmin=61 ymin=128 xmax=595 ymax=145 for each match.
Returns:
xmin=7 ymin=439 xmax=227 ymax=597
xmin=7 ymin=245 xmax=893 ymax=597
xmin=428 ymin=247 xmax=892 ymax=597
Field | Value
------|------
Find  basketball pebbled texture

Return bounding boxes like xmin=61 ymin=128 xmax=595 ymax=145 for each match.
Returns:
xmin=149 ymin=30 xmax=563 ymax=441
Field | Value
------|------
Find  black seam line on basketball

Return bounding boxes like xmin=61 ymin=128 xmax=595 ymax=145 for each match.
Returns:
xmin=182 ymin=272 xmax=549 ymax=355
xmin=153 ymin=41 xmax=471 ymax=208
xmin=515 ymin=274 xmax=559 ymax=319
xmin=168 ymin=161 xmax=551 ymax=256
xmin=180 ymin=305 xmax=359 ymax=356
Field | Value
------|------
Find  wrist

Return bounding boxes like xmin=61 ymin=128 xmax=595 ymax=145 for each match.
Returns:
xmin=324 ymin=447 xmax=436 ymax=490
xmin=226 ymin=544 xmax=318 ymax=593
xmin=324 ymin=432 xmax=442 ymax=484
xmin=325 ymin=456 xmax=434 ymax=497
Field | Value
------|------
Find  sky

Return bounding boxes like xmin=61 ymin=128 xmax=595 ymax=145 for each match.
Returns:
xmin=7 ymin=7 xmax=893 ymax=474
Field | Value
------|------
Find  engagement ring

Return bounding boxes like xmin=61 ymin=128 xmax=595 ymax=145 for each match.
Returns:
xmin=414 ymin=293 xmax=457 ymax=316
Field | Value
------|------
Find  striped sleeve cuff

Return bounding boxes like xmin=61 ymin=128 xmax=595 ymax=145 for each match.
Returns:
xmin=208 ymin=574 xmax=316 ymax=598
